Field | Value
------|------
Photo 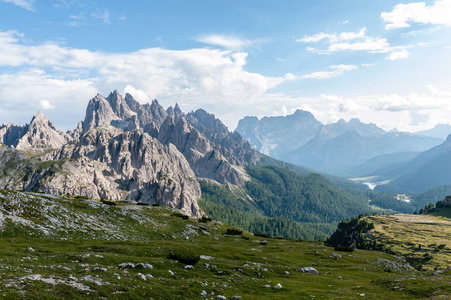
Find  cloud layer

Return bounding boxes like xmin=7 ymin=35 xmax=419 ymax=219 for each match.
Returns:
xmin=298 ymin=27 xmax=411 ymax=60
xmin=382 ymin=0 xmax=451 ymax=29
xmin=0 ymin=30 xmax=291 ymax=129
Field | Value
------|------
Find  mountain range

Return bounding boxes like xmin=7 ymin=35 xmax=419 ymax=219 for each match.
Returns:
xmin=0 ymin=90 xmax=264 ymax=217
xmin=235 ymin=110 xmax=446 ymax=178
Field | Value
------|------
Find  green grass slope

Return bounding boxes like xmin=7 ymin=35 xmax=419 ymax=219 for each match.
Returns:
xmin=327 ymin=209 xmax=451 ymax=273
xmin=1 ymin=189 xmax=449 ymax=299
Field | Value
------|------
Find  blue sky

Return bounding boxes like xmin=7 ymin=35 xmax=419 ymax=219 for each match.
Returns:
xmin=1 ymin=0 xmax=451 ymax=132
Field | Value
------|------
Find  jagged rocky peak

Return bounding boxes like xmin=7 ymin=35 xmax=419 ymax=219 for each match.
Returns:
xmin=106 ymin=89 xmax=135 ymax=120
xmin=0 ymin=112 xmax=68 ymax=151
xmin=166 ymin=103 xmax=184 ymax=123
xmin=124 ymin=93 xmax=168 ymax=129
xmin=187 ymin=108 xmax=229 ymax=138
xmin=83 ymin=93 xmax=120 ymax=132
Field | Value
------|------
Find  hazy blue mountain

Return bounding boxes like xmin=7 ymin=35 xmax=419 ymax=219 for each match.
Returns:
xmin=377 ymin=135 xmax=451 ymax=192
xmin=415 ymin=124 xmax=451 ymax=140
xmin=342 ymin=151 xmax=420 ymax=177
xmin=236 ymin=111 xmax=443 ymax=175
xmin=235 ymin=110 xmax=322 ymax=158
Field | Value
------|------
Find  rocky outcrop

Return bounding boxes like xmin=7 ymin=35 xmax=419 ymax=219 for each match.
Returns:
xmin=0 ymin=127 xmax=202 ymax=217
xmin=186 ymin=109 xmax=258 ymax=166
xmin=157 ymin=116 xmax=249 ymax=185
xmin=0 ymin=112 xmax=68 ymax=151
xmin=125 ymin=93 xmax=168 ymax=129
xmin=83 ymin=94 xmax=121 ymax=132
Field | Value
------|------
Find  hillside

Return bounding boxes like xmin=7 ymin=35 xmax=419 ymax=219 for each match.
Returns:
xmin=199 ymin=165 xmax=374 ymax=240
xmin=327 ymin=207 xmax=451 ymax=272
xmin=0 ymin=189 xmax=449 ymax=299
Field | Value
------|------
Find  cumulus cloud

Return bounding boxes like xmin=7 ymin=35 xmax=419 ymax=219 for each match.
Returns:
xmin=302 ymin=64 xmax=358 ymax=79
xmin=387 ymin=49 xmax=410 ymax=60
xmin=39 ymin=100 xmax=55 ymax=110
xmin=297 ymin=27 xmax=412 ymax=60
xmin=2 ymin=0 xmax=34 ymax=11
xmin=0 ymin=30 xmax=293 ymax=129
xmin=382 ymin=0 xmax=451 ymax=30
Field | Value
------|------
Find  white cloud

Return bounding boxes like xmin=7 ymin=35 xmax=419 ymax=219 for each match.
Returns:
xmin=276 ymin=57 xmax=286 ymax=62
xmin=328 ymin=37 xmax=390 ymax=52
xmin=302 ymin=64 xmax=358 ymax=79
xmin=382 ymin=0 xmax=451 ymax=30
xmin=296 ymin=32 xmax=337 ymax=43
xmin=0 ymin=30 xmax=293 ymax=130
xmin=265 ymin=86 xmax=451 ymax=132
xmin=39 ymin=100 xmax=55 ymax=110
xmin=196 ymin=35 xmax=264 ymax=50
xmin=298 ymin=27 xmax=413 ymax=60
xmin=387 ymin=49 xmax=410 ymax=60
xmin=297 ymin=28 xmax=367 ymax=44
xmin=2 ymin=0 xmax=34 ymax=11
xmin=338 ymin=27 xmax=367 ymax=41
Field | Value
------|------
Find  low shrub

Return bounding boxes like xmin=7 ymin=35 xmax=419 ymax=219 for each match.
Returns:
xmin=100 ymin=199 xmax=116 ymax=206
xmin=172 ymin=212 xmax=189 ymax=220
xmin=226 ymin=228 xmax=243 ymax=235
xmin=198 ymin=216 xmax=212 ymax=223
xmin=334 ymin=246 xmax=354 ymax=252
xmin=253 ymin=232 xmax=269 ymax=238
xmin=167 ymin=251 xmax=200 ymax=265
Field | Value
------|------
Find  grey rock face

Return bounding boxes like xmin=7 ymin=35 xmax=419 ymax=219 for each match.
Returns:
xmin=0 ymin=112 xmax=69 ymax=151
xmin=50 ymin=127 xmax=202 ymax=216
xmin=125 ymin=93 xmax=168 ymax=129
xmin=83 ymin=94 xmax=121 ymax=132
xmin=157 ymin=116 xmax=248 ymax=185
xmin=187 ymin=109 xmax=258 ymax=166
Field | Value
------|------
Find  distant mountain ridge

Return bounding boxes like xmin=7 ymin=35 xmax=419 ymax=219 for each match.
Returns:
xmin=375 ymin=134 xmax=451 ymax=192
xmin=415 ymin=124 xmax=451 ymax=140
xmin=236 ymin=110 xmax=443 ymax=175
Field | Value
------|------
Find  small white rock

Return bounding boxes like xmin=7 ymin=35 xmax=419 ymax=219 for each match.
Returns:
xmin=201 ymin=290 xmax=208 ymax=297
xmin=27 ymin=247 xmax=34 ymax=252
xmin=274 ymin=283 xmax=283 ymax=289
xmin=184 ymin=265 xmax=194 ymax=270
xmin=216 ymin=296 xmax=226 ymax=300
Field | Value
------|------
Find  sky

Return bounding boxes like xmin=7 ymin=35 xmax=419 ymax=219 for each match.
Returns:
xmin=1 ymin=0 xmax=451 ymax=132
